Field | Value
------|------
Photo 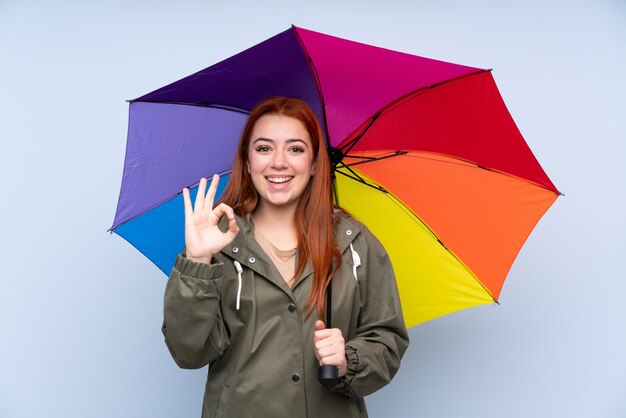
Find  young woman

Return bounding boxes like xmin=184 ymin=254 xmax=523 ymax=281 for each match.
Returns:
xmin=162 ymin=97 xmax=409 ymax=418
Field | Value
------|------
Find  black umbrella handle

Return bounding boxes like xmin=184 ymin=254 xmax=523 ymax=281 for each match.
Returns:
xmin=319 ymin=364 xmax=339 ymax=389
xmin=318 ymin=279 xmax=339 ymax=389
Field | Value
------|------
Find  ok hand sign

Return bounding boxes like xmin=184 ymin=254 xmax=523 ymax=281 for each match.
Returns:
xmin=182 ymin=174 xmax=240 ymax=264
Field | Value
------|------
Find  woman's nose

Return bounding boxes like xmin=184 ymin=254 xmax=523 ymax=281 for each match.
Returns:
xmin=270 ymin=151 xmax=288 ymax=168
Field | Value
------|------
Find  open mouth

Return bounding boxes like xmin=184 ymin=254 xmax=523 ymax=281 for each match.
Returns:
xmin=266 ymin=176 xmax=293 ymax=184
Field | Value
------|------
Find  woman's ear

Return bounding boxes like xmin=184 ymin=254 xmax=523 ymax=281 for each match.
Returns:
xmin=246 ymin=161 xmax=251 ymax=174
xmin=311 ymin=160 xmax=316 ymax=176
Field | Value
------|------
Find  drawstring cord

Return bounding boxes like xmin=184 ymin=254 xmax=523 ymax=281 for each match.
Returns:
xmin=233 ymin=260 xmax=243 ymax=311
xmin=349 ymin=243 xmax=361 ymax=281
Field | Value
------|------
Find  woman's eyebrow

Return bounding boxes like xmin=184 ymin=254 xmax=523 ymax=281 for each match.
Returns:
xmin=252 ymin=138 xmax=308 ymax=145
xmin=252 ymin=137 xmax=273 ymax=143
xmin=286 ymin=138 xmax=308 ymax=146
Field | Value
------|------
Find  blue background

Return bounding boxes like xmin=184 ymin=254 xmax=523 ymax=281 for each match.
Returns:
xmin=1 ymin=1 xmax=625 ymax=417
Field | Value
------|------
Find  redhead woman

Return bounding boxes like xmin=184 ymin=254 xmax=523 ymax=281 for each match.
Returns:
xmin=162 ymin=97 xmax=409 ymax=418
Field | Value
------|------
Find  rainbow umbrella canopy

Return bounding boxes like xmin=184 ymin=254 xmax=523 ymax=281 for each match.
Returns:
xmin=111 ymin=26 xmax=560 ymax=328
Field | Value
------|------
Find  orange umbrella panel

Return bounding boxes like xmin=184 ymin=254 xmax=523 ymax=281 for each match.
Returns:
xmin=335 ymin=151 xmax=558 ymax=326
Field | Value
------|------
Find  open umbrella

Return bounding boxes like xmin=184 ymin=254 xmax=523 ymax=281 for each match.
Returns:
xmin=111 ymin=26 xmax=560 ymax=328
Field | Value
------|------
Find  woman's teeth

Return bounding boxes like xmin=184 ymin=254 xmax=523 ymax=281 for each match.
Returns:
xmin=267 ymin=176 xmax=293 ymax=184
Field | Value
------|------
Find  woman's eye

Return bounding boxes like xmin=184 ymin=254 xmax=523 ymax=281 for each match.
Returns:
xmin=290 ymin=146 xmax=305 ymax=153
xmin=256 ymin=145 xmax=271 ymax=152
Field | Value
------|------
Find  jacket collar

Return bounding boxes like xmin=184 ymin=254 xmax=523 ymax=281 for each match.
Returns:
xmin=219 ymin=212 xmax=362 ymax=289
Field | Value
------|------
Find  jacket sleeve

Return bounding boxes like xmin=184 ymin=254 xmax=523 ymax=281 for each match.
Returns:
xmin=339 ymin=228 xmax=410 ymax=397
xmin=162 ymin=253 xmax=230 ymax=369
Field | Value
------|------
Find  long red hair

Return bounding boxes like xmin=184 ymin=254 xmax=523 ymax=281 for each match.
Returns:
xmin=219 ymin=97 xmax=340 ymax=321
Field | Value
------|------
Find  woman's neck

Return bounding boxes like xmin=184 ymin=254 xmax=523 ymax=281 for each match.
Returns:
xmin=252 ymin=203 xmax=298 ymax=250
xmin=253 ymin=201 xmax=297 ymax=226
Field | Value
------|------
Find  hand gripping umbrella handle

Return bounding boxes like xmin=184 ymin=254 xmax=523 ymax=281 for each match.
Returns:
xmin=318 ymin=279 xmax=339 ymax=389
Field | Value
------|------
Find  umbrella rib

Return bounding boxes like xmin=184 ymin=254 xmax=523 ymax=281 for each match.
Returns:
xmin=339 ymin=112 xmax=382 ymax=155
xmin=337 ymin=168 xmax=498 ymax=303
xmin=336 ymin=166 xmax=387 ymax=193
xmin=128 ymin=100 xmax=252 ymax=115
xmin=291 ymin=25 xmax=333 ymax=148
xmin=403 ymin=152 xmax=563 ymax=195
xmin=343 ymin=150 xmax=408 ymax=167
xmin=338 ymin=88 xmax=435 ymax=155
xmin=337 ymin=166 xmax=442 ymax=243
xmin=337 ymin=69 xmax=491 ymax=153
xmin=342 ymin=151 xmax=562 ymax=196
xmin=109 ymin=169 xmax=233 ymax=231
xmin=381 ymin=189 xmax=499 ymax=304
xmin=336 ymin=163 xmax=449 ymax=243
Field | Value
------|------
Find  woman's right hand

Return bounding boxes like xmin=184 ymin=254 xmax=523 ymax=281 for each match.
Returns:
xmin=182 ymin=174 xmax=240 ymax=264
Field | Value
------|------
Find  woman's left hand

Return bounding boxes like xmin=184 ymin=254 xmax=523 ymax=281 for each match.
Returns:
xmin=313 ymin=320 xmax=347 ymax=377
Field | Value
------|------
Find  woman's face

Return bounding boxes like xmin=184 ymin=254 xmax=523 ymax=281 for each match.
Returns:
xmin=247 ymin=114 xmax=316 ymax=212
